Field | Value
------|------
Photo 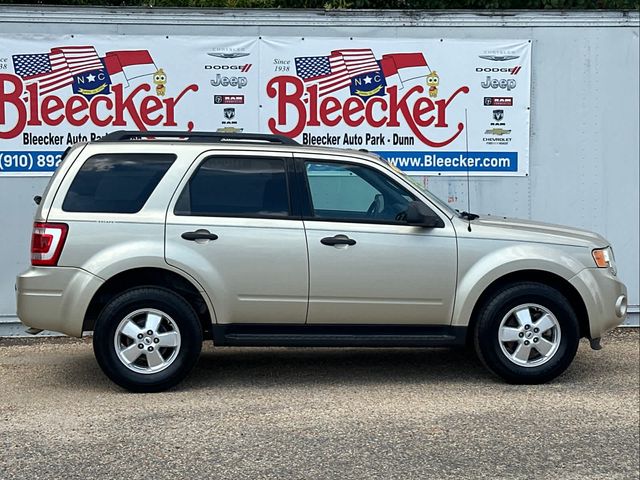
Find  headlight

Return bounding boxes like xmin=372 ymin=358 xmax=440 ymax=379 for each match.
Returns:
xmin=592 ymin=247 xmax=617 ymax=275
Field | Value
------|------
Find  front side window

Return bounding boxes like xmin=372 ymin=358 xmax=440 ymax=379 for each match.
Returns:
xmin=62 ymin=153 xmax=176 ymax=213
xmin=175 ymin=156 xmax=290 ymax=217
xmin=304 ymin=161 xmax=416 ymax=223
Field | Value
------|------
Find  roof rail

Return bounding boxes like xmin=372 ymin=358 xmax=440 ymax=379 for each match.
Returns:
xmin=97 ymin=130 xmax=299 ymax=145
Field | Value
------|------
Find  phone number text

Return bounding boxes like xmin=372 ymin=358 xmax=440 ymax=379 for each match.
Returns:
xmin=0 ymin=151 xmax=64 ymax=173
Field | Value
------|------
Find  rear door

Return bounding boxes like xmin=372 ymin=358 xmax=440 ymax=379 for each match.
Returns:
xmin=165 ymin=151 xmax=308 ymax=325
xmin=297 ymin=154 xmax=458 ymax=325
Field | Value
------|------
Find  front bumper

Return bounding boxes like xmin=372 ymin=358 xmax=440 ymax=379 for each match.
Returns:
xmin=569 ymin=267 xmax=628 ymax=339
xmin=16 ymin=267 xmax=103 ymax=337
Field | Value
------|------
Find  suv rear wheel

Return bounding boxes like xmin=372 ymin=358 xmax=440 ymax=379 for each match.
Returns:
xmin=474 ymin=282 xmax=580 ymax=384
xmin=93 ymin=287 xmax=203 ymax=392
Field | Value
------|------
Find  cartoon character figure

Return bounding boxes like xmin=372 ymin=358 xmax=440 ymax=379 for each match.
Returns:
xmin=426 ymin=71 xmax=439 ymax=98
xmin=153 ymin=68 xmax=167 ymax=97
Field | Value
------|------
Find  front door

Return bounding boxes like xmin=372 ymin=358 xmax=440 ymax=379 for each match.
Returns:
xmin=299 ymin=155 xmax=457 ymax=325
xmin=165 ymin=152 xmax=308 ymax=324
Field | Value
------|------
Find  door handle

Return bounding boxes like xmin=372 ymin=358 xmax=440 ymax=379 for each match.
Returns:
xmin=320 ymin=235 xmax=356 ymax=246
xmin=181 ymin=229 xmax=219 ymax=241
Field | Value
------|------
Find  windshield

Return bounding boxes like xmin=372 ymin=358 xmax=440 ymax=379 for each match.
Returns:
xmin=384 ymin=162 xmax=457 ymax=217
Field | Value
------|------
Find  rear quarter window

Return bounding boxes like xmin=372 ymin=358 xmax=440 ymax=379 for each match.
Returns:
xmin=62 ymin=153 xmax=176 ymax=213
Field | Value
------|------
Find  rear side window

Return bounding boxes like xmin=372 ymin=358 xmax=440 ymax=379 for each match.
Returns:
xmin=174 ymin=156 xmax=290 ymax=217
xmin=62 ymin=153 xmax=176 ymax=213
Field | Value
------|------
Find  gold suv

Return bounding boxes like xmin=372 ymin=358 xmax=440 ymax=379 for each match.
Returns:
xmin=16 ymin=131 xmax=628 ymax=392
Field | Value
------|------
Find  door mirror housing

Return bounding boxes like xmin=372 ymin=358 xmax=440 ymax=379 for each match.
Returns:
xmin=405 ymin=201 xmax=445 ymax=228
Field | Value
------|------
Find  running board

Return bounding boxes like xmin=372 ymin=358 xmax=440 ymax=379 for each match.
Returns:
xmin=211 ymin=324 xmax=466 ymax=348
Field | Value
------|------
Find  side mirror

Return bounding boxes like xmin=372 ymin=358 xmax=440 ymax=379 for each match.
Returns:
xmin=405 ymin=201 xmax=445 ymax=228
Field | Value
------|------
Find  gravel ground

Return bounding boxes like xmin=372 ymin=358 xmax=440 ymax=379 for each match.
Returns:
xmin=0 ymin=329 xmax=638 ymax=480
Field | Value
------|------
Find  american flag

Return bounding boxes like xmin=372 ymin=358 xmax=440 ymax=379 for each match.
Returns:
xmin=13 ymin=50 xmax=72 ymax=94
xmin=12 ymin=46 xmax=103 ymax=95
xmin=54 ymin=46 xmax=103 ymax=75
xmin=338 ymin=49 xmax=380 ymax=77
xmin=295 ymin=48 xmax=380 ymax=97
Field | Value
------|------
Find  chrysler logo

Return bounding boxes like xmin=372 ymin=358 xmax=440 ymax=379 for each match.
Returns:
xmin=478 ymin=55 xmax=520 ymax=62
xmin=207 ymin=52 xmax=250 ymax=59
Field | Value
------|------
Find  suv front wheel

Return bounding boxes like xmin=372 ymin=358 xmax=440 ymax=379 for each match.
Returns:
xmin=474 ymin=282 xmax=580 ymax=384
xmin=93 ymin=287 xmax=203 ymax=392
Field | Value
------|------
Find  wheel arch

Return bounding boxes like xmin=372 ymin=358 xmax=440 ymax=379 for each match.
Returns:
xmin=464 ymin=269 xmax=590 ymax=346
xmin=83 ymin=267 xmax=215 ymax=337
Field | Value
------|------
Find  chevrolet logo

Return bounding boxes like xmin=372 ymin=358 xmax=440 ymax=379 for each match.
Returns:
xmin=216 ymin=127 xmax=244 ymax=133
xmin=484 ymin=128 xmax=512 ymax=135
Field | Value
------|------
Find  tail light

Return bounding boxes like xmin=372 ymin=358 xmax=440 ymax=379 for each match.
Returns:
xmin=31 ymin=222 xmax=68 ymax=266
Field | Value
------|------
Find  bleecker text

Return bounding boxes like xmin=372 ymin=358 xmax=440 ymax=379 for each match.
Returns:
xmin=0 ymin=74 xmax=198 ymax=139
xmin=266 ymin=75 xmax=469 ymax=148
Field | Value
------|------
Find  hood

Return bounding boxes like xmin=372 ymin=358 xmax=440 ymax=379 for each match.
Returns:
xmin=461 ymin=215 xmax=608 ymax=248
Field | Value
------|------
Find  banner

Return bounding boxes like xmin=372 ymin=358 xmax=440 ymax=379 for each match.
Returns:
xmin=0 ymin=35 xmax=530 ymax=176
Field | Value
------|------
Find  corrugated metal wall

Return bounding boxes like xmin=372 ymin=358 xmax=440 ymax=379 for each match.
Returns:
xmin=0 ymin=7 xmax=638 ymax=333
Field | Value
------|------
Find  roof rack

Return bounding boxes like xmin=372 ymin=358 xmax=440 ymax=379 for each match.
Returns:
xmin=97 ymin=130 xmax=299 ymax=145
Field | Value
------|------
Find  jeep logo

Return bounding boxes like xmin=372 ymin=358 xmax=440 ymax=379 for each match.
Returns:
xmin=210 ymin=74 xmax=248 ymax=89
xmin=481 ymin=76 xmax=517 ymax=91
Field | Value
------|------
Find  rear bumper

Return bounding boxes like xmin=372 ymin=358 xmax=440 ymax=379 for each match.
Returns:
xmin=16 ymin=267 xmax=103 ymax=337
xmin=569 ymin=268 xmax=628 ymax=339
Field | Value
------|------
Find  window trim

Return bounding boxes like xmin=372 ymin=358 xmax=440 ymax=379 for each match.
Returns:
xmin=297 ymin=157 xmax=431 ymax=226
xmin=173 ymin=154 xmax=299 ymax=220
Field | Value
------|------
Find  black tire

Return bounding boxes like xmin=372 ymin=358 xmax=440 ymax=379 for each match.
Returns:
xmin=474 ymin=282 xmax=579 ymax=384
xmin=93 ymin=287 xmax=203 ymax=392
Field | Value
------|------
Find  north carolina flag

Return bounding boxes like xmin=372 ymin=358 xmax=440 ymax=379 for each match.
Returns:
xmin=380 ymin=53 xmax=430 ymax=87
xmin=103 ymin=50 xmax=156 ymax=86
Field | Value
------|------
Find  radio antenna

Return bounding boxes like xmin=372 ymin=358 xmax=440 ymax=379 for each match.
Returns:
xmin=465 ymin=108 xmax=472 ymax=232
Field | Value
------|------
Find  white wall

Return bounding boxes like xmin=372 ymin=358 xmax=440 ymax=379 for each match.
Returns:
xmin=0 ymin=8 xmax=638 ymax=325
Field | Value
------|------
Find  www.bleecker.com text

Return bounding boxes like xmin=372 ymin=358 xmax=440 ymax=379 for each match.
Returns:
xmin=302 ymin=132 xmax=415 ymax=147
xmin=386 ymin=153 xmax=514 ymax=170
